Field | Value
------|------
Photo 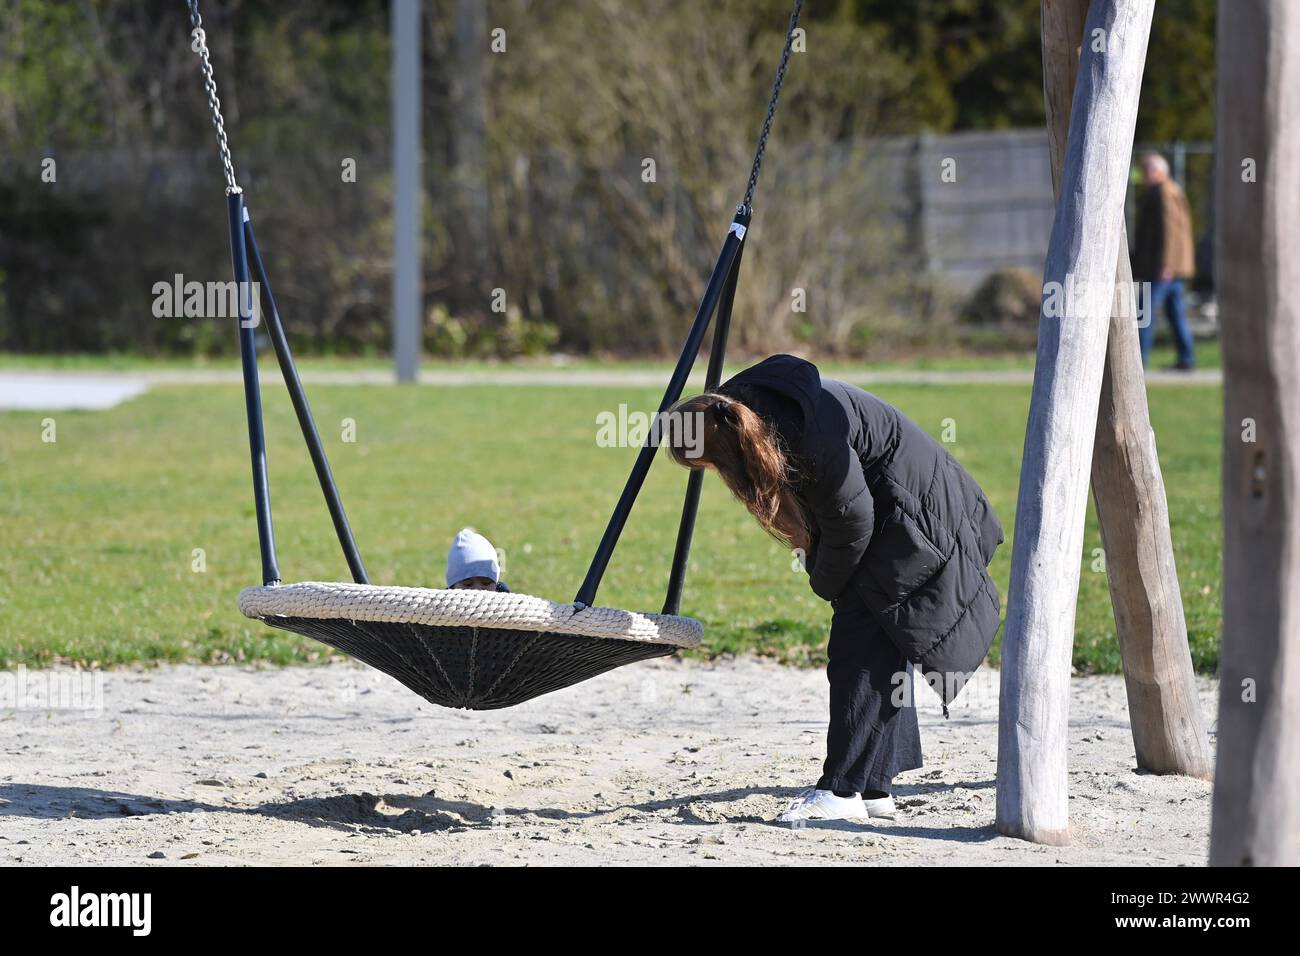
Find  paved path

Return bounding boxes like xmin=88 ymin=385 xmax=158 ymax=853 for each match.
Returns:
xmin=0 ymin=374 xmax=150 ymax=411
xmin=0 ymin=365 xmax=1222 ymax=411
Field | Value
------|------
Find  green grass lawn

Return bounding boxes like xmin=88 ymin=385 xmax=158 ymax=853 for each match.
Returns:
xmin=0 ymin=374 xmax=1222 ymax=674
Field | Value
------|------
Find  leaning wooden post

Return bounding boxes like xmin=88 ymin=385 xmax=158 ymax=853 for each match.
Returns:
xmin=995 ymin=0 xmax=1155 ymax=845
xmin=1042 ymin=0 xmax=1213 ymax=779
xmin=1210 ymin=0 xmax=1300 ymax=867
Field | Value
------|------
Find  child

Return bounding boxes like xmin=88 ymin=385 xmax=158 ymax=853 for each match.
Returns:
xmin=445 ymin=528 xmax=510 ymax=592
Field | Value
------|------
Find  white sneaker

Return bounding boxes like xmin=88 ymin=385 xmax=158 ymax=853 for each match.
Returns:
xmin=862 ymin=793 xmax=899 ymax=820
xmin=776 ymin=788 xmax=870 ymax=824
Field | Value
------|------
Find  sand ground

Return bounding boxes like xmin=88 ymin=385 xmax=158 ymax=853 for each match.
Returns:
xmin=0 ymin=657 xmax=1218 ymax=866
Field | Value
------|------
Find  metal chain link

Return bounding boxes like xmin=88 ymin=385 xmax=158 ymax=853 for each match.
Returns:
xmin=187 ymin=0 xmax=240 ymax=194
xmin=738 ymin=0 xmax=804 ymax=218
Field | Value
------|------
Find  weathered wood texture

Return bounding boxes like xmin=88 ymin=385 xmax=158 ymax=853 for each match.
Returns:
xmin=1043 ymin=0 xmax=1212 ymax=780
xmin=996 ymin=0 xmax=1154 ymax=845
xmin=1210 ymin=0 xmax=1300 ymax=867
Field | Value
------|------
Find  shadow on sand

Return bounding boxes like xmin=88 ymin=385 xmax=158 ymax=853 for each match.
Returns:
xmin=1 ymin=777 xmax=1001 ymax=844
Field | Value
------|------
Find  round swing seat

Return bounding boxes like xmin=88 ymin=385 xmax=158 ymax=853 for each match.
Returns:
xmin=239 ymin=582 xmax=703 ymax=710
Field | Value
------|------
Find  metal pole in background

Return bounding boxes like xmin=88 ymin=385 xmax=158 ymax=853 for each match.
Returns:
xmin=392 ymin=0 xmax=422 ymax=383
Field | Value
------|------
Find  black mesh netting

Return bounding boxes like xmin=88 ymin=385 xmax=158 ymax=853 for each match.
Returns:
xmin=265 ymin=616 xmax=678 ymax=710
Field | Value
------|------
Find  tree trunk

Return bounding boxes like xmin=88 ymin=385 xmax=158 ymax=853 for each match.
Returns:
xmin=1210 ymin=0 xmax=1300 ymax=867
xmin=995 ymin=0 xmax=1154 ymax=845
xmin=452 ymin=0 xmax=489 ymax=301
xmin=391 ymin=0 xmax=422 ymax=382
xmin=1041 ymin=0 xmax=1213 ymax=780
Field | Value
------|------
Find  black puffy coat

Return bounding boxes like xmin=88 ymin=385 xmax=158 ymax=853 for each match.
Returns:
xmin=718 ymin=355 xmax=1004 ymax=700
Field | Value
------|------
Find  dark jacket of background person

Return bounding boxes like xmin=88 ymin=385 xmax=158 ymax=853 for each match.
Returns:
xmin=1131 ymin=177 xmax=1196 ymax=280
xmin=719 ymin=355 xmax=1004 ymax=700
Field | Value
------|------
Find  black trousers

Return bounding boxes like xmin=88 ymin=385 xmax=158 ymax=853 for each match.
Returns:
xmin=816 ymin=588 xmax=923 ymax=795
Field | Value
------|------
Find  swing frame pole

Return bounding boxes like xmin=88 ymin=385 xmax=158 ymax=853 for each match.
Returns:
xmin=996 ymin=0 xmax=1155 ymax=844
xmin=1042 ymin=0 xmax=1210 ymax=780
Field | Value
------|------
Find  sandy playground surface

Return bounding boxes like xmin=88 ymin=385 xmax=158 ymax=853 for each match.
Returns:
xmin=1 ymin=656 xmax=1218 ymax=866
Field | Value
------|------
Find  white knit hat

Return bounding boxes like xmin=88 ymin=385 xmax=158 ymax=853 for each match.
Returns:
xmin=445 ymin=528 xmax=501 ymax=587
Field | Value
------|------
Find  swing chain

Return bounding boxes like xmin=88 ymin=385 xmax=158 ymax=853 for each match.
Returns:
xmin=738 ymin=0 xmax=803 ymax=218
xmin=186 ymin=0 xmax=240 ymax=195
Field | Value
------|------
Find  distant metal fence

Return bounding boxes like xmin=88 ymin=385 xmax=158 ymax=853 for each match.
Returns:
xmin=894 ymin=130 xmax=1214 ymax=293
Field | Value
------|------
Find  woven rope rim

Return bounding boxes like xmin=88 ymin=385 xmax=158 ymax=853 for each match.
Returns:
xmin=239 ymin=582 xmax=703 ymax=648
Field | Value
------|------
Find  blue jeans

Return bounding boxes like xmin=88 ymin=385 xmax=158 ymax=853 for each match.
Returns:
xmin=1138 ymin=278 xmax=1195 ymax=368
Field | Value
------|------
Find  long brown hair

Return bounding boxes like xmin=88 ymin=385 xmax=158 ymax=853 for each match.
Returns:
xmin=664 ymin=392 xmax=810 ymax=552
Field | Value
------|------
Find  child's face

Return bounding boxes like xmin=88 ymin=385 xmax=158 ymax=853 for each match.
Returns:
xmin=452 ymin=576 xmax=497 ymax=591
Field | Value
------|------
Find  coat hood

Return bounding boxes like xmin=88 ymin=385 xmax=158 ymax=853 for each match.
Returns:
xmin=718 ymin=354 xmax=822 ymax=433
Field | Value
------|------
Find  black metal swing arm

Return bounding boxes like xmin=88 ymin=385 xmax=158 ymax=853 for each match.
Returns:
xmin=227 ymin=192 xmax=370 ymax=587
xmin=573 ymin=211 xmax=750 ymax=610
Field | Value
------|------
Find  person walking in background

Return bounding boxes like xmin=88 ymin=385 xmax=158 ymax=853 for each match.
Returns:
xmin=1131 ymin=151 xmax=1197 ymax=370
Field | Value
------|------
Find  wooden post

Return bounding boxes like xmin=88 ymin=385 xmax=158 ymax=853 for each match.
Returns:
xmin=1042 ymin=0 xmax=1213 ymax=780
xmin=995 ymin=0 xmax=1154 ymax=845
xmin=1210 ymin=0 xmax=1300 ymax=867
